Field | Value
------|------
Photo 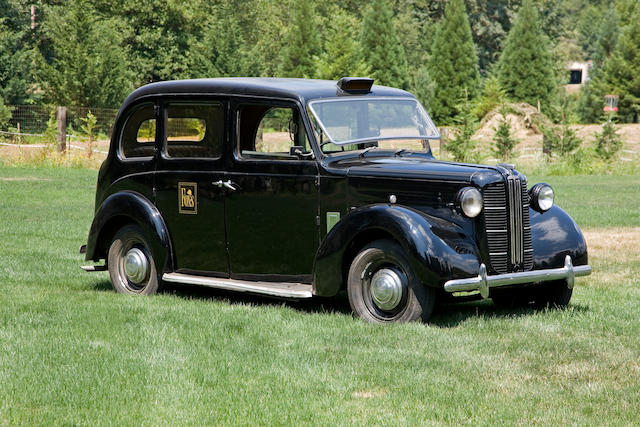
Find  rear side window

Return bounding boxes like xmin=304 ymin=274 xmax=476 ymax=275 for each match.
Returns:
xmin=165 ymin=103 xmax=224 ymax=159
xmin=121 ymin=104 xmax=156 ymax=158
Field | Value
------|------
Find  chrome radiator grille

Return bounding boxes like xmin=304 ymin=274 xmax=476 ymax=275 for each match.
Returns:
xmin=483 ymin=177 xmax=533 ymax=273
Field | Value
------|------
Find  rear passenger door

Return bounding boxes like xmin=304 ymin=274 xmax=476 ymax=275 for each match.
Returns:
xmin=154 ymin=100 xmax=230 ymax=275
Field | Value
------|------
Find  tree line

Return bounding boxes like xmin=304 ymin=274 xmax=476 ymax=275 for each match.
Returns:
xmin=0 ymin=0 xmax=638 ymax=124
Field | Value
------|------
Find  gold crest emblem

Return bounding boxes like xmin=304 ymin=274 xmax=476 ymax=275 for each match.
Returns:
xmin=178 ymin=182 xmax=197 ymax=214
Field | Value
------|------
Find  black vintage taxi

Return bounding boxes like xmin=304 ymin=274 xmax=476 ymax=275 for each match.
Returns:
xmin=81 ymin=77 xmax=591 ymax=323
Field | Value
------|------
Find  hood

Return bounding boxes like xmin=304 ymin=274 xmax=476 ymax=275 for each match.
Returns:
xmin=324 ymin=153 xmax=508 ymax=187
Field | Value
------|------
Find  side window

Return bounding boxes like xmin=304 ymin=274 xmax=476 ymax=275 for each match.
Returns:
xmin=238 ymin=104 xmax=312 ymax=160
xmin=165 ymin=103 xmax=224 ymax=159
xmin=121 ymin=104 xmax=156 ymax=159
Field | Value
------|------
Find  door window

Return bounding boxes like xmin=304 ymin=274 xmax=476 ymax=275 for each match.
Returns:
xmin=237 ymin=104 xmax=312 ymax=160
xmin=165 ymin=103 xmax=224 ymax=159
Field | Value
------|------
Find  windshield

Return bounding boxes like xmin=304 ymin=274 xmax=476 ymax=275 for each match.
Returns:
xmin=308 ymin=97 xmax=440 ymax=155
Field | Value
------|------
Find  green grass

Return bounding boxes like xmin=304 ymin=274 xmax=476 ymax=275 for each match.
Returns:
xmin=528 ymin=174 xmax=640 ymax=228
xmin=1 ymin=166 xmax=639 ymax=425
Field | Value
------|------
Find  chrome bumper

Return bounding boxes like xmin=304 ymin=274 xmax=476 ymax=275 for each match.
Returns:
xmin=444 ymin=255 xmax=591 ymax=299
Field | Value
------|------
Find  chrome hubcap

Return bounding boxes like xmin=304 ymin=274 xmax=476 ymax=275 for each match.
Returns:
xmin=370 ymin=268 xmax=404 ymax=311
xmin=123 ymin=248 xmax=149 ymax=284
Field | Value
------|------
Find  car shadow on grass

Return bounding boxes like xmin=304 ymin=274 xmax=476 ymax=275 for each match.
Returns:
xmin=430 ymin=299 xmax=590 ymax=328
xmin=92 ymin=279 xmax=589 ymax=326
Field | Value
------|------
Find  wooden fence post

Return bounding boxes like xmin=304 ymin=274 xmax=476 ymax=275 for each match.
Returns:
xmin=57 ymin=106 xmax=66 ymax=152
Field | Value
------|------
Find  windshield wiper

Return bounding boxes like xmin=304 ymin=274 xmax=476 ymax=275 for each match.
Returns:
xmin=359 ymin=146 xmax=377 ymax=157
xmin=395 ymin=148 xmax=413 ymax=157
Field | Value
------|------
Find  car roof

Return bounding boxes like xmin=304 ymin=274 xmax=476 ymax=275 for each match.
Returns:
xmin=120 ymin=77 xmax=414 ymax=110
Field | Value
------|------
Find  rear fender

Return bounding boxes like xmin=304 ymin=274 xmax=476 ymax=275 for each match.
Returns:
xmin=312 ymin=204 xmax=479 ymax=296
xmin=85 ymin=191 xmax=173 ymax=272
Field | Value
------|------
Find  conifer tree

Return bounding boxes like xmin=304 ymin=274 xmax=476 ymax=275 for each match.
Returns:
xmin=361 ymin=0 xmax=409 ymax=89
xmin=497 ymin=0 xmax=557 ymax=113
xmin=592 ymin=7 xmax=640 ymax=123
xmin=279 ymin=0 xmax=320 ymax=78
xmin=316 ymin=10 xmax=368 ymax=80
xmin=427 ymin=0 xmax=480 ymax=125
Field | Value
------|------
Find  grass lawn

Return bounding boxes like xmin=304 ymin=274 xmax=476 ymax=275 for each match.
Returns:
xmin=1 ymin=166 xmax=639 ymax=425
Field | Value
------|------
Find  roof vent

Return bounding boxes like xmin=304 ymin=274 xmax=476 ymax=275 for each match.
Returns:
xmin=337 ymin=77 xmax=374 ymax=94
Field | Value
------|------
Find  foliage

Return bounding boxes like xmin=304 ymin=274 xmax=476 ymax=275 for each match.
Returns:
xmin=446 ymin=95 xmax=478 ymax=163
xmin=472 ymin=75 xmax=506 ymax=120
xmin=279 ymin=0 xmax=321 ymax=78
xmin=594 ymin=121 xmax=622 ymax=161
xmin=361 ymin=0 xmax=409 ymax=89
xmin=0 ymin=16 xmax=37 ymax=105
xmin=80 ymin=111 xmax=97 ymax=158
xmin=316 ymin=9 xmax=368 ymax=80
xmin=541 ymin=123 xmax=581 ymax=157
xmin=0 ymin=95 xmax=11 ymax=129
xmin=492 ymin=106 xmax=518 ymax=160
xmin=38 ymin=1 xmax=134 ymax=108
xmin=497 ymin=0 xmax=558 ymax=115
xmin=586 ymin=7 xmax=640 ymax=123
xmin=410 ymin=65 xmax=435 ymax=113
xmin=427 ymin=0 xmax=480 ymax=125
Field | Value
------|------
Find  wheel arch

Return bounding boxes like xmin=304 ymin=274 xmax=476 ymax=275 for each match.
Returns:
xmin=84 ymin=191 xmax=174 ymax=273
xmin=312 ymin=204 xmax=479 ymax=297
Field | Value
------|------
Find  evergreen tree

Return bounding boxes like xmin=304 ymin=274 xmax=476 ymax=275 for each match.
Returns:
xmin=279 ymin=0 xmax=321 ymax=78
xmin=0 ymin=12 xmax=37 ymax=104
xmin=492 ymin=106 xmax=518 ymax=160
xmin=427 ymin=0 xmax=480 ymax=125
xmin=192 ymin=4 xmax=250 ymax=78
xmin=316 ymin=10 xmax=368 ymax=80
xmin=446 ymin=95 xmax=478 ymax=163
xmin=594 ymin=121 xmax=622 ymax=160
xmin=38 ymin=1 xmax=134 ymax=107
xmin=497 ymin=0 xmax=558 ymax=114
xmin=592 ymin=7 xmax=640 ymax=123
xmin=361 ymin=0 xmax=409 ymax=89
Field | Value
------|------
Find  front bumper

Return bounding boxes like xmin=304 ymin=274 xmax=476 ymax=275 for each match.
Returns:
xmin=444 ymin=255 xmax=591 ymax=299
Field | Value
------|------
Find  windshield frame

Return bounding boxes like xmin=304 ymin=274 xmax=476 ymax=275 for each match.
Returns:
xmin=307 ymin=96 xmax=441 ymax=147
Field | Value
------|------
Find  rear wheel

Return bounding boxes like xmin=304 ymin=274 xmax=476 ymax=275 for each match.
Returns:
xmin=107 ymin=224 xmax=160 ymax=295
xmin=347 ymin=239 xmax=435 ymax=323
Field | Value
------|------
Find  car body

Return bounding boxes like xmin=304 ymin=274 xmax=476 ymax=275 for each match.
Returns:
xmin=81 ymin=77 xmax=591 ymax=323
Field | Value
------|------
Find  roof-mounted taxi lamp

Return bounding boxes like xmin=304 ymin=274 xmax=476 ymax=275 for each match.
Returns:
xmin=337 ymin=77 xmax=374 ymax=94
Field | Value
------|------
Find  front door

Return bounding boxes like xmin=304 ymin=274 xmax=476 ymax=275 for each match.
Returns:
xmin=154 ymin=100 xmax=229 ymax=275
xmin=225 ymin=100 xmax=319 ymax=282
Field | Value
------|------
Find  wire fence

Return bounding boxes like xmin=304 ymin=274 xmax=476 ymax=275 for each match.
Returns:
xmin=1 ymin=104 xmax=118 ymax=147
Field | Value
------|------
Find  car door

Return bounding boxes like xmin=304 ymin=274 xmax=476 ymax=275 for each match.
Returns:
xmin=225 ymin=99 xmax=319 ymax=282
xmin=154 ymin=99 xmax=230 ymax=275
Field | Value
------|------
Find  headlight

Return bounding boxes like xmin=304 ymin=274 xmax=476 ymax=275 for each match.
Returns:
xmin=529 ymin=183 xmax=554 ymax=212
xmin=457 ymin=187 xmax=483 ymax=218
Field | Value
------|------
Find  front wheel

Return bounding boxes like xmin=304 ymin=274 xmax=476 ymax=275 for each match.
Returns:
xmin=347 ymin=240 xmax=435 ymax=323
xmin=107 ymin=224 xmax=160 ymax=295
xmin=534 ymin=280 xmax=573 ymax=308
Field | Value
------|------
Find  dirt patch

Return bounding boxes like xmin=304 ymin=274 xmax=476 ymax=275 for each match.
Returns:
xmin=471 ymin=103 xmax=640 ymax=162
xmin=583 ymin=227 xmax=640 ymax=287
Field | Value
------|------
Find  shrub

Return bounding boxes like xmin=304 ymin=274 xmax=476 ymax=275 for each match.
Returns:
xmin=446 ymin=101 xmax=478 ymax=163
xmin=492 ymin=106 xmax=518 ymax=160
xmin=541 ymin=124 xmax=581 ymax=157
xmin=594 ymin=121 xmax=622 ymax=160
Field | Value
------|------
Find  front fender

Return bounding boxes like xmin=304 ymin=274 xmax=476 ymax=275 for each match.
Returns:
xmin=85 ymin=191 xmax=173 ymax=272
xmin=312 ymin=204 xmax=479 ymax=297
xmin=530 ymin=205 xmax=588 ymax=269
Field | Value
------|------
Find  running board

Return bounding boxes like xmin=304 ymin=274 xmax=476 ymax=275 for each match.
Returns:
xmin=162 ymin=273 xmax=313 ymax=299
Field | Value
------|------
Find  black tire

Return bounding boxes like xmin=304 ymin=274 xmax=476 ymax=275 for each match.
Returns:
xmin=107 ymin=224 xmax=160 ymax=295
xmin=347 ymin=239 xmax=435 ymax=323
xmin=533 ymin=280 xmax=573 ymax=308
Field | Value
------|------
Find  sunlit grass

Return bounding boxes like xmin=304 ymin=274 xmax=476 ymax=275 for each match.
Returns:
xmin=0 ymin=166 xmax=638 ymax=424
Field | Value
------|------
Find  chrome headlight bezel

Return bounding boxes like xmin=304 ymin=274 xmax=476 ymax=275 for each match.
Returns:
xmin=529 ymin=183 xmax=554 ymax=212
xmin=457 ymin=187 xmax=483 ymax=218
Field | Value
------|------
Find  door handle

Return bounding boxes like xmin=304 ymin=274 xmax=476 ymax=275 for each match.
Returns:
xmin=213 ymin=180 xmax=238 ymax=191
